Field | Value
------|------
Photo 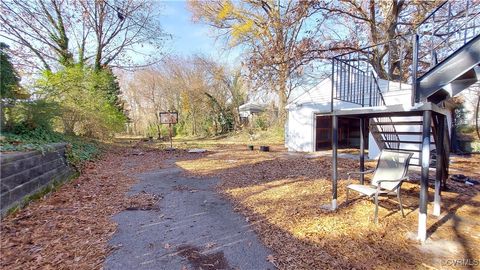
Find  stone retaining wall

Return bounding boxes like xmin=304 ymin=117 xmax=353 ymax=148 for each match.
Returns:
xmin=1 ymin=143 xmax=75 ymax=216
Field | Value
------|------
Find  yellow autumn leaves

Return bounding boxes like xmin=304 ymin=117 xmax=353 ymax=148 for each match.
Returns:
xmin=232 ymin=20 xmax=254 ymax=40
xmin=216 ymin=1 xmax=255 ymax=45
xmin=217 ymin=1 xmax=233 ymax=20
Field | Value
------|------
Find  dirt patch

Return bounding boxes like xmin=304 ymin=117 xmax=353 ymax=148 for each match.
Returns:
xmin=449 ymin=154 xmax=480 ymax=179
xmin=177 ymin=245 xmax=230 ymax=270
xmin=124 ymin=191 xmax=161 ymax=211
xmin=173 ymin=184 xmax=198 ymax=193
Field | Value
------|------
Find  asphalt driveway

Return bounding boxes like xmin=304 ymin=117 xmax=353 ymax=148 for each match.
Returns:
xmin=104 ymin=159 xmax=274 ymax=270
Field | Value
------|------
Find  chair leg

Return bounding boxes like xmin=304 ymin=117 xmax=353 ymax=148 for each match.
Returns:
xmin=374 ymin=192 xmax=379 ymax=224
xmin=397 ymin=189 xmax=405 ymax=218
xmin=346 ymin=188 xmax=349 ymax=203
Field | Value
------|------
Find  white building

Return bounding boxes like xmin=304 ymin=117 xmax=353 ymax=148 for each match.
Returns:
xmin=284 ymin=77 xmax=477 ymax=160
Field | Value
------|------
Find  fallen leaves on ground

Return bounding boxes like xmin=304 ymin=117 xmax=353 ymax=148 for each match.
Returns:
xmin=2 ymin=142 xmax=478 ymax=270
xmin=179 ymin=148 xmax=480 ymax=270
xmin=124 ymin=191 xmax=161 ymax=211
xmin=0 ymin=146 xmax=194 ymax=269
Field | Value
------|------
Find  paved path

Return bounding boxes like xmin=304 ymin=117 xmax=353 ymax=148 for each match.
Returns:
xmin=104 ymin=159 xmax=274 ymax=270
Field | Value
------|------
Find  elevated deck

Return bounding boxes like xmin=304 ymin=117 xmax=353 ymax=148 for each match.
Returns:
xmin=329 ymin=102 xmax=449 ymax=118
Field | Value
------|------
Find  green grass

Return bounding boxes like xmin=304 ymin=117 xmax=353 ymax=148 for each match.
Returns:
xmin=155 ymin=126 xmax=285 ymax=150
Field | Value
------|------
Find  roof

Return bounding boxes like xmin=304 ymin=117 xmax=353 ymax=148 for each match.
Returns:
xmin=239 ymin=102 xmax=266 ymax=113
xmin=286 ymin=78 xmax=332 ymax=109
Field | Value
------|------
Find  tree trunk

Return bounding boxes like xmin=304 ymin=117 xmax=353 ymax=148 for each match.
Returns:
xmin=234 ymin=107 xmax=241 ymax=130
xmin=192 ymin=111 xmax=197 ymax=136
xmin=277 ymin=64 xmax=288 ymax=125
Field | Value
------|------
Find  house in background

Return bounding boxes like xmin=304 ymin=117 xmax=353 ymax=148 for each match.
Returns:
xmin=238 ymin=89 xmax=279 ymax=125
xmin=287 ymin=77 xmax=416 ymax=157
xmin=238 ymin=102 xmax=267 ymax=119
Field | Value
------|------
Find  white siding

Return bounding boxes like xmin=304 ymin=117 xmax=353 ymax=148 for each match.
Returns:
xmin=286 ymin=77 xmax=362 ymax=152
xmin=285 ymin=76 xmax=458 ymax=157
xmin=286 ymin=100 xmax=363 ymax=152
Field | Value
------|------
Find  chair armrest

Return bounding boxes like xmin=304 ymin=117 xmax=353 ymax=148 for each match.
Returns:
xmin=346 ymin=169 xmax=375 ymax=185
xmin=346 ymin=169 xmax=375 ymax=176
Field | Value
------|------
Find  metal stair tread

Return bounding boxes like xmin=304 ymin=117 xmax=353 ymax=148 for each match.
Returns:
xmin=371 ymin=121 xmax=424 ymax=125
xmin=373 ymin=131 xmax=423 ymax=135
xmin=381 ymin=139 xmax=435 ymax=144
xmin=384 ymin=148 xmax=421 ymax=152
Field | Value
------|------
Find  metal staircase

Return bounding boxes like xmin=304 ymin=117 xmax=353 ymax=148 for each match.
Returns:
xmin=416 ymin=35 xmax=480 ymax=103
xmin=332 ymin=54 xmax=435 ymax=167
xmin=370 ymin=116 xmax=436 ymax=168
xmin=330 ymin=0 xmax=479 ymax=187
xmin=414 ymin=1 xmax=480 ymax=103
xmin=329 ymin=2 xmax=479 ymax=240
xmin=332 ymin=1 xmax=480 ymax=154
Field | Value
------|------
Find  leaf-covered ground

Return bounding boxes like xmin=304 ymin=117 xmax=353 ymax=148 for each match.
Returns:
xmin=1 ymin=142 xmax=478 ymax=269
xmin=177 ymin=146 xmax=480 ymax=270
xmin=0 ymin=146 xmax=191 ymax=269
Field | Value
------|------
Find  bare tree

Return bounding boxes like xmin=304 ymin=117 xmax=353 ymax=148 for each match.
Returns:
xmin=310 ymin=1 xmax=441 ymax=80
xmin=188 ymin=0 xmax=327 ymax=123
xmin=77 ymin=0 xmax=167 ymax=70
xmin=188 ymin=0 xmax=443 ymax=123
xmin=120 ymin=55 xmax=245 ymax=136
xmin=0 ymin=0 xmax=167 ymax=72
xmin=195 ymin=56 xmax=246 ymax=130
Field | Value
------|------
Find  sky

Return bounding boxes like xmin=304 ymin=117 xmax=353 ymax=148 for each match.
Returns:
xmin=157 ymin=0 xmax=242 ymax=65
xmin=156 ymin=0 xmax=326 ymax=100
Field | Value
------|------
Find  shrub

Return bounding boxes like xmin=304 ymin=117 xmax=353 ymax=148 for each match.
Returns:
xmin=36 ymin=65 xmax=126 ymax=138
xmin=254 ymin=113 xmax=269 ymax=131
xmin=6 ymin=100 xmax=60 ymax=132
xmin=0 ymin=128 xmax=101 ymax=170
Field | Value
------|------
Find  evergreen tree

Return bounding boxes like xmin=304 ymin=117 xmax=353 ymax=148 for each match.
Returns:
xmin=0 ymin=42 xmax=28 ymax=99
xmin=102 ymin=67 xmax=125 ymax=113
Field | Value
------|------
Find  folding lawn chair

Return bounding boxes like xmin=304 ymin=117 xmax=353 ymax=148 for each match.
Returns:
xmin=346 ymin=149 xmax=414 ymax=224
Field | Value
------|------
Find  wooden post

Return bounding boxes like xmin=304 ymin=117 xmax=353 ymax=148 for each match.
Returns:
xmin=360 ymin=117 xmax=365 ymax=184
xmin=169 ymin=123 xmax=173 ymax=149
xmin=419 ymin=110 xmax=432 ymax=242
xmin=332 ymin=115 xmax=339 ymax=210
xmin=442 ymin=115 xmax=450 ymax=190
xmin=434 ymin=114 xmax=445 ymax=217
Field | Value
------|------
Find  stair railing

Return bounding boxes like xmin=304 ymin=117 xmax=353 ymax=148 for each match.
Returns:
xmin=331 ymin=51 xmax=369 ymax=107
xmin=331 ymin=41 xmax=405 ymax=149
xmin=331 ymin=35 xmax=415 ymax=110
xmin=370 ymin=75 xmax=401 ymax=149
xmin=332 ymin=51 xmax=403 ymax=149
xmin=413 ymin=0 xmax=480 ymax=102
